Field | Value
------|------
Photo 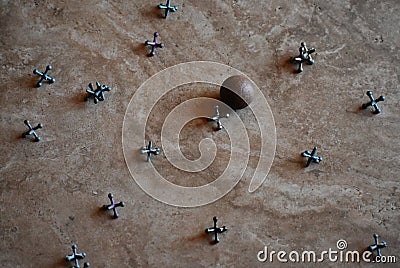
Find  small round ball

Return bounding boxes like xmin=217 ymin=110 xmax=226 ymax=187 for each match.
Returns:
xmin=219 ymin=75 xmax=255 ymax=110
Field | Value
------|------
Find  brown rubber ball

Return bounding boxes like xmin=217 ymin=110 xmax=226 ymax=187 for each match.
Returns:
xmin=220 ymin=75 xmax=255 ymax=110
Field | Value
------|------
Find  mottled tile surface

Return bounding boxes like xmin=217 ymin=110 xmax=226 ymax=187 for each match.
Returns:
xmin=0 ymin=0 xmax=399 ymax=267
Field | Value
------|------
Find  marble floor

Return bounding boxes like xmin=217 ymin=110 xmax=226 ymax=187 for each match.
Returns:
xmin=0 ymin=0 xmax=399 ymax=267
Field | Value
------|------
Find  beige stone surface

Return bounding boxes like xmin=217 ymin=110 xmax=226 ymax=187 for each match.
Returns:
xmin=0 ymin=0 xmax=399 ymax=267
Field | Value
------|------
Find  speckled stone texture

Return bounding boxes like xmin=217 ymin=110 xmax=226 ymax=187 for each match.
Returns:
xmin=0 ymin=0 xmax=399 ymax=267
